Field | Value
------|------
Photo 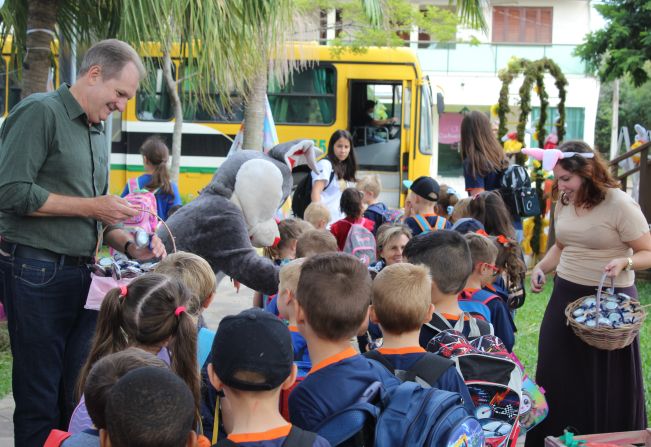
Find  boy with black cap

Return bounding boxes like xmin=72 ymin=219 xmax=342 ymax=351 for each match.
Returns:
xmin=207 ymin=308 xmax=330 ymax=447
xmin=403 ymin=176 xmax=451 ymax=236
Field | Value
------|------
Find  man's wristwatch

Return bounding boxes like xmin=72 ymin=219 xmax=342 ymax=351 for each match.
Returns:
xmin=624 ymin=257 xmax=634 ymax=271
xmin=124 ymin=240 xmax=135 ymax=260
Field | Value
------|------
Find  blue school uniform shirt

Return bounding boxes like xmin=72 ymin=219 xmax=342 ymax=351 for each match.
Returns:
xmin=61 ymin=429 xmax=99 ymax=447
xmin=288 ymin=347 xmax=400 ymax=431
xmin=375 ymin=346 xmax=475 ymax=415
xmin=289 ymin=326 xmax=312 ymax=376
xmin=225 ymin=424 xmax=330 ymax=446
xmin=459 ymin=288 xmax=516 ymax=352
xmin=404 ymin=213 xmax=451 ymax=236
xmin=120 ymin=174 xmax=182 ymax=220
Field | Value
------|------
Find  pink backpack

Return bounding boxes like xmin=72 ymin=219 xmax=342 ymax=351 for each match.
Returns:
xmin=343 ymin=221 xmax=376 ymax=266
xmin=123 ymin=177 xmax=159 ymax=233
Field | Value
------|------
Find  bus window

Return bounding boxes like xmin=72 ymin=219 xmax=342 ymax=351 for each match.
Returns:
xmin=178 ymin=61 xmax=243 ymax=123
xmin=0 ymin=58 xmax=6 ymax=115
xmin=136 ymin=59 xmax=174 ymax=121
xmin=268 ymin=66 xmax=335 ymax=125
xmin=419 ymin=85 xmax=433 ymax=154
xmin=403 ymin=86 xmax=411 ymax=129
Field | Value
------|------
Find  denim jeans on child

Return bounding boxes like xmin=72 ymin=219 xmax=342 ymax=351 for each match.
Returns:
xmin=0 ymin=250 xmax=96 ymax=447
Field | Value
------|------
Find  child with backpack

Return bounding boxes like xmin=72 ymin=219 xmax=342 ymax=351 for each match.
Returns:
xmin=329 ymin=188 xmax=375 ymax=252
xmin=459 ymin=233 xmax=516 ymax=352
xmin=71 ymin=273 xmax=200 ymax=433
xmin=292 ymin=253 xmax=482 ymax=447
xmin=402 ymin=176 xmax=451 ymax=236
xmin=46 ymin=348 xmax=169 ymax=446
xmin=363 ymin=263 xmax=475 ymax=415
xmin=288 ymin=253 xmax=401 ymax=432
xmin=120 ymin=135 xmax=181 ymax=221
xmin=206 ymin=308 xmax=329 ymax=446
xmin=102 ymin=367 xmax=198 ymax=447
xmin=401 ymin=230 xmax=494 ymax=347
xmin=358 ymin=175 xmax=402 ymax=233
xmin=294 ymin=129 xmax=357 ymax=223
xmin=304 ymin=202 xmax=331 ymax=230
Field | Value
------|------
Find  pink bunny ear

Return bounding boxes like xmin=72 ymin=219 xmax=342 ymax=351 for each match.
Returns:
xmin=521 ymin=148 xmax=545 ymax=160
xmin=522 ymin=148 xmax=563 ymax=170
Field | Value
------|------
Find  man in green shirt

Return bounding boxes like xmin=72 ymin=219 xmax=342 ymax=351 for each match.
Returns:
xmin=0 ymin=39 xmax=165 ymax=447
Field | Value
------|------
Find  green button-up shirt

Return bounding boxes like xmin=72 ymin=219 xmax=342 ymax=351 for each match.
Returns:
xmin=0 ymin=84 xmax=108 ymax=256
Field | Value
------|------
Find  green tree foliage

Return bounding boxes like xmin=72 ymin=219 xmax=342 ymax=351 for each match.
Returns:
xmin=594 ymin=73 xmax=651 ymax=153
xmin=296 ymin=0 xmax=483 ymax=56
xmin=576 ymin=0 xmax=651 ymax=87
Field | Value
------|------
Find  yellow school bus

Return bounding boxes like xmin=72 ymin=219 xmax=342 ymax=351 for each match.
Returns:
xmin=112 ymin=43 xmax=438 ymax=206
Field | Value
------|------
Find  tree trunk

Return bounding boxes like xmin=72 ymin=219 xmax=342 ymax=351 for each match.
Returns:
xmin=242 ymin=69 xmax=268 ymax=151
xmin=163 ymin=49 xmax=183 ymax=183
xmin=22 ymin=0 xmax=58 ymax=98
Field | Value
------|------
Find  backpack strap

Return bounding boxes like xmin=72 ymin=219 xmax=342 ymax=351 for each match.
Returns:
xmin=401 ymin=352 xmax=455 ymax=386
xmin=283 ymin=426 xmax=317 ymax=447
xmin=127 ymin=177 xmax=140 ymax=194
xmin=467 ymin=313 xmax=494 ymax=338
xmin=413 ymin=214 xmax=432 ymax=233
xmin=434 ymin=216 xmax=447 ymax=230
xmin=294 ymin=344 xmax=308 ymax=362
xmin=473 ymin=288 xmax=500 ymax=305
xmin=363 ymin=349 xmax=396 ymax=373
xmin=43 ymin=430 xmax=72 ymax=447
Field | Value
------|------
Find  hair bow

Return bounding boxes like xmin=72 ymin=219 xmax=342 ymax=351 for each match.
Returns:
xmin=475 ymin=229 xmax=489 ymax=237
xmin=496 ymin=234 xmax=509 ymax=245
xmin=522 ymin=148 xmax=594 ymax=171
xmin=119 ymin=285 xmax=128 ymax=298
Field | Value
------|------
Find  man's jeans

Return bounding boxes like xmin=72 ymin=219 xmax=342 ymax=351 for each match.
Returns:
xmin=0 ymin=251 xmax=96 ymax=447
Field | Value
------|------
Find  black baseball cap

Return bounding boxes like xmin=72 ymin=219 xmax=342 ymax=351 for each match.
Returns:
xmin=211 ymin=308 xmax=293 ymax=391
xmin=407 ymin=176 xmax=440 ymax=202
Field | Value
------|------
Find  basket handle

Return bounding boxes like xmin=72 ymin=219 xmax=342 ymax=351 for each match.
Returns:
xmin=594 ymin=272 xmax=615 ymax=317
xmin=94 ymin=209 xmax=176 ymax=260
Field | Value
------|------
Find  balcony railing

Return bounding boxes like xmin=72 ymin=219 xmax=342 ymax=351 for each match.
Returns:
xmin=416 ymin=42 xmax=588 ymax=75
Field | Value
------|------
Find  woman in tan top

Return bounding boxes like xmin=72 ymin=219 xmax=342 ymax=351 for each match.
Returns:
xmin=525 ymin=141 xmax=651 ymax=446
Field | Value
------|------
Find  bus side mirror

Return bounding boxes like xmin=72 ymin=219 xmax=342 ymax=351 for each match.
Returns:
xmin=436 ymin=92 xmax=445 ymax=115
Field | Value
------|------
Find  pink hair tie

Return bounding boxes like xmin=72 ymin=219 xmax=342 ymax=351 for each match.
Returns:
xmin=174 ymin=306 xmax=186 ymax=317
xmin=119 ymin=285 xmax=128 ymax=298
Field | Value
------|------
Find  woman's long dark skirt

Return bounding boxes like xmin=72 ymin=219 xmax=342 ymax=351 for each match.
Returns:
xmin=524 ymin=276 xmax=646 ymax=446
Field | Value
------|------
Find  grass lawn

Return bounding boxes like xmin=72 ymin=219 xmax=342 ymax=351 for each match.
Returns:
xmin=513 ymin=276 xmax=651 ymax=425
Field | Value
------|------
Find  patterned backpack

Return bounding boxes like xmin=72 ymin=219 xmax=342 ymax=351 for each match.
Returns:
xmin=427 ymin=330 xmax=523 ymax=447
xmin=123 ymin=177 xmax=159 ymax=234
xmin=343 ymin=222 xmax=377 ymax=266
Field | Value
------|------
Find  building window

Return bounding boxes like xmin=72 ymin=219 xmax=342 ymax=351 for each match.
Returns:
xmin=492 ymin=7 xmax=552 ymax=44
xmin=530 ymin=107 xmax=585 ymax=147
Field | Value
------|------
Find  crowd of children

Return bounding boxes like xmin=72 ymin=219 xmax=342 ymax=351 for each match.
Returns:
xmin=45 ymin=122 xmax=541 ymax=446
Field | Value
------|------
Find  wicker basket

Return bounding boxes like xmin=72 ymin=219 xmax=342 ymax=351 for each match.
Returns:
xmin=565 ymin=273 xmax=647 ymax=351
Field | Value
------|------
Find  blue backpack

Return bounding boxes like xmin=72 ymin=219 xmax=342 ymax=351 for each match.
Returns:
xmin=458 ymin=289 xmax=501 ymax=322
xmin=316 ymin=379 xmax=484 ymax=447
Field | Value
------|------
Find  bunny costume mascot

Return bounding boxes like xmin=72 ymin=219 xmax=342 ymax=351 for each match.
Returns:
xmin=159 ymin=140 xmax=321 ymax=294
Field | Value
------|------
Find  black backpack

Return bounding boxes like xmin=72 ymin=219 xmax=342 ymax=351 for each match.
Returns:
xmin=291 ymin=169 xmax=334 ymax=218
xmin=499 ymin=165 xmax=541 ymax=218
xmin=363 ymin=350 xmax=454 ymax=387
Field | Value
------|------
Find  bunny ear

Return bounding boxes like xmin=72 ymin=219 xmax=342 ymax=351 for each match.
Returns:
xmin=522 ymin=148 xmax=563 ymax=170
xmin=266 ymin=139 xmax=322 ymax=173
xmin=521 ymin=148 xmax=545 ymax=161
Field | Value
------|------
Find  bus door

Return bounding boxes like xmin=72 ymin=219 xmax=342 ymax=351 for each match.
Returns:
xmin=348 ymin=80 xmax=403 ymax=207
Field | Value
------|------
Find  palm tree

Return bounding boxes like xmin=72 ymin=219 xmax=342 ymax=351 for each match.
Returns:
xmin=1 ymin=0 xmax=486 ymax=172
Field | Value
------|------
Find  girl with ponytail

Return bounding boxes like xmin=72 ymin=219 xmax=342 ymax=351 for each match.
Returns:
xmin=70 ymin=273 xmax=200 ymax=433
xmin=491 ymin=235 xmax=527 ymax=310
xmin=120 ymin=135 xmax=182 ymax=220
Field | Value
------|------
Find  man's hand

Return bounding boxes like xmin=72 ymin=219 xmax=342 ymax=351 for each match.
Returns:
xmin=90 ymin=195 xmax=139 ymax=225
xmin=127 ymin=234 xmax=167 ymax=260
